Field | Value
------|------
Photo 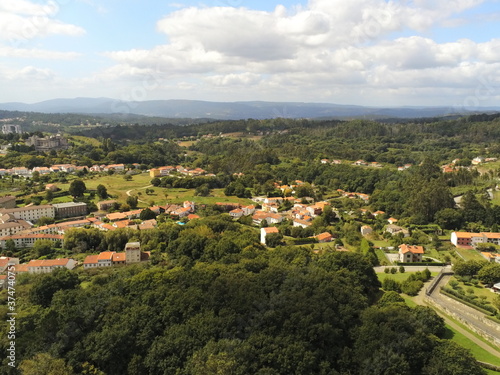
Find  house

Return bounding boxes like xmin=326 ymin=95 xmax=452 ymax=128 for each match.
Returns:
xmin=241 ymin=205 xmax=256 ymax=216
xmin=45 ymin=184 xmax=59 ymax=192
xmin=388 ymin=217 xmax=398 ymax=224
xmin=361 ymin=225 xmax=373 ymax=236
xmin=450 ymin=231 xmax=500 ymax=248
xmin=398 ymin=244 xmax=425 ymax=263
xmin=373 ymin=210 xmax=386 ymax=217
xmin=229 ymin=209 xmax=244 ymax=219
xmin=27 ymin=258 xmax=76 ymax=273
xmin=0 ymin=234 xmax=63 ymax=248
xmin=0 ymin=196 xmax=16 ymax=209
xmin=0 ymin=205 xmax=55 ymax=222
xmin=53 ymin=202 xmax=88 ymax=219
xmin=386 ymin=224 xmax=410 ymax=237
xmin=481 ymin=252 xmax=498 ymax=262
xmin=0 ymin=257 xmax=19 ymax=273
xmin=98 ymin=200 xmax=118 ymax=211
xmin=293 ymin=219 xmax=312 ymax=228
xmin=316 ymin=232 xmax=333 ymax=243
xmin=260 ymin=227 xmax=279 ymax=245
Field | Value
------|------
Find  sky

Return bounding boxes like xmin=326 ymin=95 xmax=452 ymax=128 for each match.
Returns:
xmin=1 ymin=0 xmax=500 ymax=108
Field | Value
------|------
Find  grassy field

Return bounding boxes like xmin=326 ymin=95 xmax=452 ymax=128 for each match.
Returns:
xmin=377 ymin=270 xmax=439 ymax=283
xmin=447 ymin=276 xmax=498 ymax=306
xmin=442 ymin=324 xmax=500 ymax=368
xmin=51 ymin=173 xmax=255 ymax=207
xmin=69 ymin=135 xmax=103 ymax=147
xmin=455 ymin=247 xmax=486 ymax=261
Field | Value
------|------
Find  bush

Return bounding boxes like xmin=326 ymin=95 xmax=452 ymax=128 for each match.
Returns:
xmin=390 ymin=268 xmax=397 ymax=274
xmin=399 ymin=265 xmax=405 ymax=273
xmin=382 ymin=278 xmax=401 ymax=293
xmin=384 ymin=267 xmax=390 ymax=274
xmin=401 ymin=280 xmax=424 ymax=296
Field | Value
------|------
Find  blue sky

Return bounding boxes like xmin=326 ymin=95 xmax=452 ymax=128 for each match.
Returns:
xmin=1 ymin=0 xmax=500 ymax=108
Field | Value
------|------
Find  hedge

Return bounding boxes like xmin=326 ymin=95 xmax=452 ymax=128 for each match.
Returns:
xmin=440 ymin=287 xmax=497 ymax=315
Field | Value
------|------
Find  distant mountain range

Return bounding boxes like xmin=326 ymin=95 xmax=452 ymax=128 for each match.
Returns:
xmin=1 ymin=97 xmax=499 ymax=120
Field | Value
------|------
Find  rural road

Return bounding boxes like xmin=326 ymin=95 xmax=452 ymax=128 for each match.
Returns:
xmin=427 ymin=274 xmax=500 ymax=348
xmin=126 ymin=184 xmax=153 ymax=203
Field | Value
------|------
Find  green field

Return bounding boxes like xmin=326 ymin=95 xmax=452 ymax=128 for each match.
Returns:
xmin=377 ymin=270 xmax=439 ymax=283
xmin=52 ymin=173 xmax=254 ymax=208
xmin=455 ymin=247 xmax=486 ymax=261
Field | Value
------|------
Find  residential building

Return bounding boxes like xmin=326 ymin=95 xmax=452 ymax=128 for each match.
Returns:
xmin=26 ymin=134 xmax=69 ymax=151
xmin=97 ymin=200 xmax=118 ymax=211
xmin=53 ymin=202 xmax=88 ymax=219
xmin=0 ymin=220 xmax=32 ymax=237
xmin=0 ymin=196 xmax=16 ymax=209
xmin=0 ymin=205 xmax=55 ymax=222
xmin=398 ymin=244 xmax=425 ymax=263
xmin=293 ymin=219 xmax=312 ymax=228
xmin=229 ymin=208 xmax=244 ymax=218
xmin=316 ymin=232 xmax=333 ymax=243
xmin=0 ymin=257 xmax=19 ymax=273
xmin=260 ymin=227 xmax=279 ymax=245
xmin=361 ymin=225 xmax=373 ymax=236
xmin=125 ymin=242 xmax=141 ymax=264
xmin=27 ymin=258 xmax=76 ymax=274
xmin=451 ymin=231 xmax=500 ymax=248
xmin=0 ymin=234 xmax=63 ymax=248
xmin=2 ymin=124 xmax=21 ymax=134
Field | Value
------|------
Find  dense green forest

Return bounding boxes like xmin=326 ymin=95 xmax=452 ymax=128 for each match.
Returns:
xmin=0 ymin=239 xmax=485 ymax=374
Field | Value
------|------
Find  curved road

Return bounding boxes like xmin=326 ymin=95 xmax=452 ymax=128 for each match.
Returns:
xmin=426 ymin=274 xmax=500 ymax=349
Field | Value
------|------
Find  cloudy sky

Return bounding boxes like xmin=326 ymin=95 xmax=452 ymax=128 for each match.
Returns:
xmin=1 ymin=0 xmax=500 ymax=108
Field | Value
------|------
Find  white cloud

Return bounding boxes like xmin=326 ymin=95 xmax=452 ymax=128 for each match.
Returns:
xmin=0 ymin=46 xmax=81 ymax=59
xmin=6 ymin=66 xmax=56 ymax=81
xmin=0 ymin=0 xmax=85 ymax=42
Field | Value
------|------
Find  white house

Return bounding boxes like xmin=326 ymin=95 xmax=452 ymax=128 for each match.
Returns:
xmin=260 ymin=227 xmax=279 ymax=245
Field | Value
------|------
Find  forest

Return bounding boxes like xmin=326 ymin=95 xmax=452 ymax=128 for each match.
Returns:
xmin=2 ymin=113 xmax=500 ymax=373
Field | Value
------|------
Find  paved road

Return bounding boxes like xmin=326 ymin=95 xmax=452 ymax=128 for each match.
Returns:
xmin=427 ymin=274 xmax=500 ymax=348
xmin=412 ymin=279 xmax=500 ymax=356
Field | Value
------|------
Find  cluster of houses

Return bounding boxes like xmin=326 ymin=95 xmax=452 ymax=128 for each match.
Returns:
xmin=451 ymin=231 xmax=500 ymax=263
xmin=0 ymin=241 xmax=150 ymax=287
xmin=149 ymin=165 xmax=212 ymax=178
xmin=0 ymin=163 xmax=142 ymax=178
xmin=441 ymin=157 xmax=498 ymax=173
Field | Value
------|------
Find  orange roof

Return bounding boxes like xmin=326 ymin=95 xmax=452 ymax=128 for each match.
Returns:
xmin=399 ymin=244 xmax=425 ymax=254
xmin=453 ymin=232 xmax=477 ymax=238
xmin=27 ymin=259 xmax=44 ymax=267
xmin=97 ymin=252 xmax=114 ymax=261
xmin=481 ymin=252 xmax=495 ymax=259
xmin=42 ymin=258 xmax=71 ymax=267
xmin=114 ymin=220 xmax=131 ymax=228
xmin=106 ymin=212 xmax=128 ymax=221
xmin=263 ymin=227 xmax=279 ymax=234
xmin=187 ymin=214 xmax=200 ymax=220
xmin=317 ymin=232 xmax=333 ymax=241
xmin=112 ymin=252 xmax=126 ymax=262
xmin=83 ymin=254 xmax=99 ymax=264
xmin=17 ymin=264 xmax=29 ymax=273
xmin=483 ymin=232 xmax=500 ymax=239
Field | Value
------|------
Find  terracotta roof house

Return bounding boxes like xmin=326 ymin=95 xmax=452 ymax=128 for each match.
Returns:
xmin=398 ymin=244 xmax=425 ymax=263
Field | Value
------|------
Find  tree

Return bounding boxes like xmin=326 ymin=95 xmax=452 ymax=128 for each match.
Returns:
xmin=33 ymin=239 xmax=54 ymax=257
xmin=45 ymin=189 xmax=54 ymax=202
xmin=96 ymin=184 xmax=108 ymax=200
xmin=126 ymin=195 xmax=138 ymax=209
xmin=265 ymin=232 xmax=284 ymax=247
xmin=19 ymin=353 xmax=75 ymax=375
xmin=69 ymin=179 xmax=86 ymax=198
xmin=37 ymin=216 xmax=55 ymax=226
xmin=151 ymin=177 xmax=161 ymax=186
xmin=477 ymin=263 xmax=500 ymax=285
xmin=453 ymin=260 xmax=486 ymax=277
xmin=423 ymin=340 xmax=486 ymax=375
xmin=139 ymin=207 xmax=156 ymax=221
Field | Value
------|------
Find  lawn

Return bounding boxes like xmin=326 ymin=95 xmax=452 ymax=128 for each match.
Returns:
xmin=377 ymin=270 xmax=439 ymax=283
xmin=455 ymin=247 xmax=486 ymax=261
xmin=447 ymin=276 xmax=498 ymax=307
xmin=443 ymin=323 xmax=500 ymax=367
